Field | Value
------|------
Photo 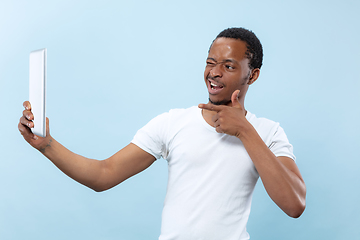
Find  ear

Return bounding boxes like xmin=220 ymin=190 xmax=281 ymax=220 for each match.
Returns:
xmin=248 ymin=68 xmax=260 ymax=85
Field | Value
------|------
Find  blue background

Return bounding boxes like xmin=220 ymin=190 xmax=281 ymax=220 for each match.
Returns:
xmin=1 ymin=0 xmax=359 ymax=239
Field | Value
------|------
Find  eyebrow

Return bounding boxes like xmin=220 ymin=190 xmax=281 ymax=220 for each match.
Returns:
xmin=207 ymin=58 xmax=237 ymax=64
xmin=207 ymin=57 xmax=217 ymax=62
xmin=222 ymin=59 xmax=236 ymax=64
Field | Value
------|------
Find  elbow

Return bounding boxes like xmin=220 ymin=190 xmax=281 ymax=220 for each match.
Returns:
xmin=89 ymin=180 xmax=120 ymax=192
xmin=288 ymin=203 xmax=306 ymax=218
xmin=287 ymin=181 xmax=307 ymax=218
xmin=92 ymin=187 xmax=106 ymax=193
xmin=87 ymin=182 xmax=111 ymax=192
xmin=91 ymin=184 xmax=112 ymax=192
xmin=88 ymin=162 xmax=115 ymax=192
xmin=285 ymin=196 xmax=306 ymax=218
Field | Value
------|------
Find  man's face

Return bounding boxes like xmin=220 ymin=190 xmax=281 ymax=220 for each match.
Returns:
xmin=204 ymin=37 xmax=254 ymax=106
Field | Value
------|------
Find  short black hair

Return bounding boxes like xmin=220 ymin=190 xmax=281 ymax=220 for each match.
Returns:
xmin=211 ymin=27 xmax=263 ymax=70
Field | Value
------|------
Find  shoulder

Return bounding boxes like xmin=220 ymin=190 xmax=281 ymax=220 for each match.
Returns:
xmin=246 ymin=111 xmax=291 ymax=146
xmin=246 ymin=112 xmax=294 ymax=159
xmin=246 ymin=111 xmax=280 ymax=134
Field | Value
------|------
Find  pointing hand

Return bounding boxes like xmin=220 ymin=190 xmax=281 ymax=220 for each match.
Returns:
xmin=198 ymin=90 xmax=249 ymax=138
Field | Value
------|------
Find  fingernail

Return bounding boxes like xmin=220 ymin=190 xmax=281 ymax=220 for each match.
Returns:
xmin=33 ymin=135 xmax=38 ymax=140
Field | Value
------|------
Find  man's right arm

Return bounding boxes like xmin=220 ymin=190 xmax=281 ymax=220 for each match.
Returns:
xmin=18 ymin=101 xmax=156 ymax=192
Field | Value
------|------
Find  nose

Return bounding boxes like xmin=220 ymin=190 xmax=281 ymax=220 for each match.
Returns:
xmin=210 ymin=63 xmax=222 ymax=78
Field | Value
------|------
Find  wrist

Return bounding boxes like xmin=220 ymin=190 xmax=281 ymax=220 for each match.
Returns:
xmin=235 ymin=123 xmax=257 ymax=140
xmin=37 ymin=136 xmax=54 ymax=154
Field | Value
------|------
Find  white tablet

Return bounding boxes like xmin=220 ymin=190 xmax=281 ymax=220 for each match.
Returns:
xmin=29 ymin=48 xmax=46 ymax=137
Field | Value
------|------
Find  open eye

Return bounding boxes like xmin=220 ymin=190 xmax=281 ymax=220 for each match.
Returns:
xmin=225 ymin=65 xmax=234 ymax=70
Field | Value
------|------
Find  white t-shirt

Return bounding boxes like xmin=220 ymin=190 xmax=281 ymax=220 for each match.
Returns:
xmin=132 ymin=106 xmax=295 ymax=240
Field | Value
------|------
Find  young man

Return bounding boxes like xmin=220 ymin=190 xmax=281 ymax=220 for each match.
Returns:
xmin=19 ymin=27 xmax=306 ymax=240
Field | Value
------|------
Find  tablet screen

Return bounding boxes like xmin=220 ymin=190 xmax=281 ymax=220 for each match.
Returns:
xmin=29 ymin=48 xmax=46 ymax=137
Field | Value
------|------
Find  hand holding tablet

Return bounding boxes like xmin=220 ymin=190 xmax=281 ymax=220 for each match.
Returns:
xmin=29 ymin=48 xmax=46 ymax=137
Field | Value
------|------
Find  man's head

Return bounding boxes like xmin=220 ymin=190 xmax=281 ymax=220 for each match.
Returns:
xmin=204 ymin=27 xmax=263 ymax=106
xmin=211 ymin=27 xmax=263 ymax=70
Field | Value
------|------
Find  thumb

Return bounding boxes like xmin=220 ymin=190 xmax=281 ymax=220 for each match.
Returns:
xmin=45 ymin=117 xmax=50 ymax=137
xmin=231 ymin=90 xmax=241 ymax=108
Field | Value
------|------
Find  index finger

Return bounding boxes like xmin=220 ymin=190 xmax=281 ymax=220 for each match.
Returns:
xmin=23 ymin=101 xmax=31 ymax=110
xmin=198 ymin=103 xmax=222 ymax=112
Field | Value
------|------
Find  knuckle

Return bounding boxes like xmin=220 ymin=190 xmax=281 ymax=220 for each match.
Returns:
xmin=18 ymin=125 xmax=25 ymax=135
xmin=20 ymin=117 xmax=32 ymax=128
xmin=22 ymin=112 xmax=28 ymax=119
xmin=20 ymin=116 xmax=26 ymax=123
xmin=23 ymin=101 xmax=30 ymax=108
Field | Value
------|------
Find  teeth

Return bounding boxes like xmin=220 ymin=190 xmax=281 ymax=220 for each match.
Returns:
xmin=210 ymin=81 xmax=223 ymax=89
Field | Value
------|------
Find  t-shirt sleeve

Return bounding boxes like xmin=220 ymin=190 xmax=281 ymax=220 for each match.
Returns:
xmin=268 ymin=124 xmax=296 ymax=161
xmin=131 ymin=112 xmax=169 ymax=160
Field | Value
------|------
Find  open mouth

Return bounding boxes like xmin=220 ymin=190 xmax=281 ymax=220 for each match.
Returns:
xmin=208 ymin=79 xmax=224 ymax=91
xmin=210 ymin=81 xmax=223 ymax=90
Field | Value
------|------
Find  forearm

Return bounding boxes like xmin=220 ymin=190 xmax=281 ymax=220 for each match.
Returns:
xmin=19 ymin=102 xmax=132 ymax=192
xmin=39 ymin=136 xmax=106 ymax=191
xmin=239 ymin=126 xmax=306 ymax=217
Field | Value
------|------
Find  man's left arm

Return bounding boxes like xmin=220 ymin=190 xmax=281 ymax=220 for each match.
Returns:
xmin=199 ymin=90 xmax=306 ymax=218
xmin=237 ymin=128 xmax=306 ymax=218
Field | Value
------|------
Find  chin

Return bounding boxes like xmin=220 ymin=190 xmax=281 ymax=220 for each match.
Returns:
xmin=209 ymin=98 xmax=231 ymax=106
